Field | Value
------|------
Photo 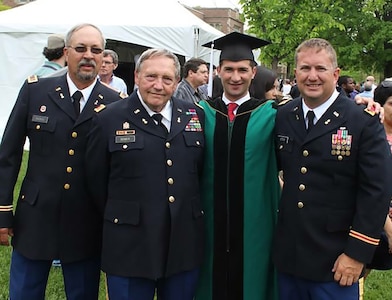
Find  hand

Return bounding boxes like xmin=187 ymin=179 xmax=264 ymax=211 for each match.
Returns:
xmin=0 ymin=227 xmax=13 ymax=246
xmin=332 ymin=253 xmax=364 ymax=286
xmin=383 ymin=215 xmax=392 ymax=253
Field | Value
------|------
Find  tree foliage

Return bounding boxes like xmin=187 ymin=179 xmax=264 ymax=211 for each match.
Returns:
xmin=239 ymin=0 xmax=392 ymax=78
xmin=0 ymin=0 xmax=11 ymax=11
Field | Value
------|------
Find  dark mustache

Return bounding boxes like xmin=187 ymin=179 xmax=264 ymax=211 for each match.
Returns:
xmin=78 ymin=59 xmax=96 ymax=68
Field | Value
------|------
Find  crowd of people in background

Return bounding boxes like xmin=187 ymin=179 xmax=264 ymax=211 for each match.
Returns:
xmin=1 ymin=22 xmax=392 ymax=300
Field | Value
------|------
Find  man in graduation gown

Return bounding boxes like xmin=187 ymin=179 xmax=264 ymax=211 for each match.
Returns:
xmin=195 ymin=32 xmax=281 ymax=300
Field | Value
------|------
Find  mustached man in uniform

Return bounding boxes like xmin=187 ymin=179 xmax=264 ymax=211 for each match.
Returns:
xmin=0 ymin=23 xmax=125 ymax=299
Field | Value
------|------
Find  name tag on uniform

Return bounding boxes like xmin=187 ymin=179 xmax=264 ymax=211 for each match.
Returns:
xmin=277 ymin=135 xmax=289 ymax=143
xmin=32 ymin=115 xmax=49 ymax=123
xmin=115 ymin=135 xmax=135 ymax=143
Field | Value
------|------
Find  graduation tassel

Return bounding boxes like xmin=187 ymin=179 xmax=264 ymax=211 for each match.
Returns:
xmin=207 ymin=41 xmax=214 ymax=98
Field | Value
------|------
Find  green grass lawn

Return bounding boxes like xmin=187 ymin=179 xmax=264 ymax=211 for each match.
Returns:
xmin=0 ymin=151 xmax=391 ymax=299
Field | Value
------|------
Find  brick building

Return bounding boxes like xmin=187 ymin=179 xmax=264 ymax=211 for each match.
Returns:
xmin=185 ymin=6 xmax=244 ymax=34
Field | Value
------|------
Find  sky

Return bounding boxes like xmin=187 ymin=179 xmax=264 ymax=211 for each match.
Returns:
xmin=179 ymin=0 xmax=240 ymax=10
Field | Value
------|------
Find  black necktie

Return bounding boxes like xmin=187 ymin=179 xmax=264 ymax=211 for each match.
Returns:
xmin=306 ymin=110 xmax=315 ymax=132
xmin=152 ymin=113 xmax=168 ymax=135
xmin=72 ymin=91 xmax=83 ymax=117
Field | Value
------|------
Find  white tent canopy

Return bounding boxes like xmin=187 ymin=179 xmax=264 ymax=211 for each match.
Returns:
xmin=0 ymin=0 xmax=223 ymax=137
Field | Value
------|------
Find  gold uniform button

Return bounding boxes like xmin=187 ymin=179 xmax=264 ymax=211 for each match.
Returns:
xmin=338 ymin=155 xmax=343 ymax=161
xmin=300 ymin=167 xmax=307 ymax=174
xmin=21 ymin=195 xmax=25 ymax=200
xmin=35 ymin=124 xmax=41 ymax=130
xmin=279 ymin=145 xmax=283 ymax=150
xmin=167 ymin=159 xmax=173 ymax=166
xmin=114 ymin=218 xmax=119 ymax=224
xmin=71 ymin=132 xmax=78 ymax=138
xmin=66 ymin=167 xmax=73 ymax=173
xmin=299 ymin=184 xmax=305 ymax=191
xmin=168 ymin=178 xmax=174 ymax=185
xmin=169 ymin=196 xmax=175 ymax=203
xmin=68 ymin=149 xmax=75 ymax=156
xmin=165 ymin=142 xmax=171 ymax=149
xmin=64 ymin=183 xmax=70 ymax=190
xmin=298 ymin=202 xmax=304 ymax=209
xmin=123 ymin=144 xmax=128 ymax=149
xmin=303 ymin=150 xmax=309 ymax=157
xmin=196 ymin=140 xmax=200 ymax=146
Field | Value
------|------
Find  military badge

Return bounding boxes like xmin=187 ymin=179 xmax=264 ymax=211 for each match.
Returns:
xmin=123 ymin=122 xmax=130 ymax=129
xmin=185 ymin=109 xmax=202 ymax=132
xmin=331 ymin=127 xmax=352 ymax=158
xmin=94 ymin=104 xmax=106 ymax=113
xmin=27 ymin=75 xmax=38 ymax=84
xmin=40 ymin=105 xmax=47 ymax=113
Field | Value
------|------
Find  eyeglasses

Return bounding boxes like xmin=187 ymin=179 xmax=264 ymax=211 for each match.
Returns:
xmin=68 ymin=46 xmax=104 ymax=55
xmin=381 ymin=78 xmax=392 ymax=88
xmin=102 ymin=61 xmax=114 ymax=65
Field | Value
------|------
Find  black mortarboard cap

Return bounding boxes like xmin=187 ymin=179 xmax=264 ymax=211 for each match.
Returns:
xmin=202 ymin=32 xmax=270 ymax=62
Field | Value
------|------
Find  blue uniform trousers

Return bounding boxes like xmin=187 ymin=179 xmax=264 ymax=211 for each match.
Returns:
xmin=106 ymin=268 xmax=199 ymax=300
xmin=9 ymin=250 xmax=100 ymax=300
xmin=278 ymin=272 xmax=360 ymax=300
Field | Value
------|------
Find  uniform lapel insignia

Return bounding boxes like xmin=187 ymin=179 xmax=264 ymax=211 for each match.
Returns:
xmin=94 ymin=100 xmax=99 ymax=105
xmin=40 ymin=105 xmax=47 ymax=113
xmin=94 ymin=104 xmax=106 ymax=113
xmin=60 ymin=93 xmax=64 ymax=99
xmin=142 ymin=118 xmax=148 ymax=125
xmin=324 ymin=119 xmax=331 ymax=125
xmin=123 ymin=122 xmax=130 ymax=129
xmin=333 ymin=111 xmax=340 ymax=117
xmin=177 ymin=117 xmax=181 ymax=123
xmin=134 ymin=109 xmax=140 ymax=114
xmin=98 ymin=94 xmax=104 ymax=99
xmin=55 ymin=87 xmax=61 ymax=91
xmin=177 ymin=108 xmax=183 ymax=113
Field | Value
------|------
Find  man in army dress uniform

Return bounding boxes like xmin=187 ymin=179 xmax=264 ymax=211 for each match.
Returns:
xmin=0 ymin=23 xmax=125 ymax=299
xmin=85 ymin=48 xmax=205 ymax=300
xmin=274 ymin=38 xmax=390 ymax=300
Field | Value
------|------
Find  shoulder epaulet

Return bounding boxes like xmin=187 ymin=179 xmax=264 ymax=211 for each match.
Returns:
xmin=278 ymin=99 xmax=292 ymax=106
xmin=94 ymin=104 xmax=106 ymax=113
xmin=364 ymin=107 xmax=376 ymax=116
xmin=27 ymin=75 xmax=39 ymax=84
xmin=119 ymin=92 xmax=128 ymax=99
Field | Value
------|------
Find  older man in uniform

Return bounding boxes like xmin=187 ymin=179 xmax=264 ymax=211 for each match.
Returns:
xmin=85 ymin=48 xmax=205 ymax=300
xmin=0 ymin=23 xmax=125 ymax=299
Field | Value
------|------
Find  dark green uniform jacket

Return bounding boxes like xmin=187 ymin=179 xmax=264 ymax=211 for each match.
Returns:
xmin=195 ymin=97 xmax=280 ymax=300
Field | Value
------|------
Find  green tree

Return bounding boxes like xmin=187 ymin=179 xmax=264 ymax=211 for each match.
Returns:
xmin=0 ymin=0 xmax=11 ymax=11
xmin=240 ymin=0 xmax=345 ymax=75
xmin=239 ymin=0 xmax=392 ymax=78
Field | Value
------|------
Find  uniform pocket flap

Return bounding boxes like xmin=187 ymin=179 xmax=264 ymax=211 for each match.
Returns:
xmin=104 ymin=200 xmax=140 ymax=225
xmin=19 ymin=178 xmax=39 ymax=206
